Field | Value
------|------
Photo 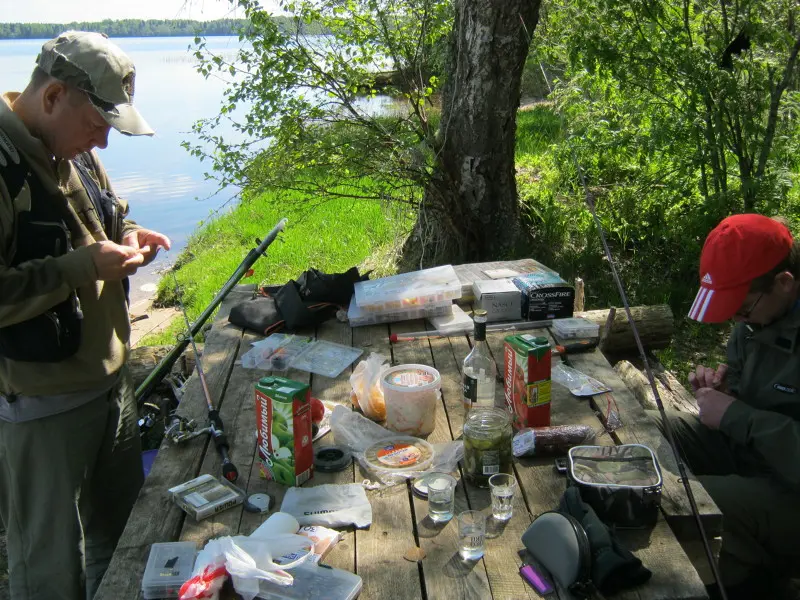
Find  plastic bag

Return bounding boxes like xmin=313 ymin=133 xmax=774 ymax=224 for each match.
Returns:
xmin=349 ymin=352 xmax=389 ymax=420
xmin=330 ymin=405 xmax=463 ymax=486
xmin=179 ymin=534 xmax=313 ymax=600
xmin=552 ymin=363 xmax=611 ymax=396
xmin=281 ymin=483 xmax=373 ymax=528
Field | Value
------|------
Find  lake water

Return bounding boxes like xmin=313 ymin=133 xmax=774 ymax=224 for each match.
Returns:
xmin=0 ymin=35 xmax=404 ymax=306
xmin=0 ymin=36 xmax=243 ymax=304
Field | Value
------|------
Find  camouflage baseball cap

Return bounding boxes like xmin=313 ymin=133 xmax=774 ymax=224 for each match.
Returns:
xmin=37 ymin=31 xmax=154 ymax=136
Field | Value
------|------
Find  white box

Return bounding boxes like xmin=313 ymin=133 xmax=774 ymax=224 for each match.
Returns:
xmin=472 ymin=279 xmax=522 ymax=322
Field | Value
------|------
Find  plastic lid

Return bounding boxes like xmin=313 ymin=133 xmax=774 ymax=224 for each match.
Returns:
xmin=382 ymin=365 xmax=441 ymax=391
xmin=364 ymin=436 xmax=434 ymax=472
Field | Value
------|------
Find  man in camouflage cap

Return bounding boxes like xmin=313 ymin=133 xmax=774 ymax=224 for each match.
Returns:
xmin=0 ymin=31 xmax=170 ymax=599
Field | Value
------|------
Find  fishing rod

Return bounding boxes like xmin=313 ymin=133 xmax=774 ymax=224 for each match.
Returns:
xmin=135 ymin=218 xmax=287 ymax=405
xmin=571 ymin=154 xmax=728 ymax=598
xmin=171 ymin=270 xmax=239 ymax=483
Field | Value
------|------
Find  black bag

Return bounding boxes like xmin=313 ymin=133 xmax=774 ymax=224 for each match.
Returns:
xmin=0 ymin=148 xmax=85 ymax=362
xmin=229 ymin=267 xmax=368 ymax=334
xmin=521 ymin=487 xmax=652 ymax=596
xmin=567 ymin=444 xmax=662 ymax=529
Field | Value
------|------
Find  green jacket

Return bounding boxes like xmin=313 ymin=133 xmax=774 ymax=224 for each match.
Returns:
xmin=0 ymin=92 xmax=140 ymax=396
xmin=721 ymin=305 xmax=800 ymax=491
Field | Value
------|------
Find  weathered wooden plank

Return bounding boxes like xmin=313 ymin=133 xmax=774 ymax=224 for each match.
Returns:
xmin=434 ymin=328 xmax=539 ymax=600
xmin=178 ymin=330 xmax=263 ymax=546
xmin=353 ymin=323 xmax=424 ymax=600
xmin=300 ymin=318 xmax=356 ymax=573
xmin=486 ymin=330 xmax=708 ymax=599
xmin=567 ymin=351 xmax=722 ymax=536
xmin=95 ymin=285 xmax=251 ymax=600
xmin=391 ymin=320 xmax=493 ymax=600
xmin=238 ymin=327 xmax=316 ymax=539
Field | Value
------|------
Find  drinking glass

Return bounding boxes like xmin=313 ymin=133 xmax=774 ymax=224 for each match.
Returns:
xmin=427 ymin=473 xmax=457 ymax=523
xmin=457 ymin=510 xmax=486 ymax=560
xmin=489 ymin=473 xmax=518 ymax=521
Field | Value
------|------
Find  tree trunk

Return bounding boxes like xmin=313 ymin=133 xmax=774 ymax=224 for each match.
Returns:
xmin=404 ymin=0 xmax=542 ymax=267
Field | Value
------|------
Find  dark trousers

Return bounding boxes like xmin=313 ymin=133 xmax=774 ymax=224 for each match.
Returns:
xmin=0 ymin=368 xmax=143 ymax=600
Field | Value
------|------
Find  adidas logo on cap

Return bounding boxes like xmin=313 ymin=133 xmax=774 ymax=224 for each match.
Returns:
xmin=702 ymin=273 xmax=713 ymax=285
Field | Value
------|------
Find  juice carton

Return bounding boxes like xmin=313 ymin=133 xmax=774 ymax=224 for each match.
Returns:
xmin=503 ymin=334 xmax=552 ymax=429
xmin=255 ymin=376 xmax=314 ymax=486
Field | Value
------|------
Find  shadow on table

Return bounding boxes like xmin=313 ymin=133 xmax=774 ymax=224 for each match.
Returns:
xmin=444 ymin=553 xmax=482 ymax=579
xmin=417 ymin=515 xmax=449 ymax=538
xmin=485 ymin=517 xmax=509 ymax=539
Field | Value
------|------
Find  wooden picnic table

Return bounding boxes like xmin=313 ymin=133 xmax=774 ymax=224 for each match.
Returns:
xmin=97 ymin=278 xmax=720 ymax=600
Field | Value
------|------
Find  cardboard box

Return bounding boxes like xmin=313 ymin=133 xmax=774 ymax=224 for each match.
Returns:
xmin=503 ymin=334 xmax=552 ymax=429
xmin=255 ymin=376 xmax=314 ymax=486
xmin=472 ymin=279 xmax=522 ymax=322
xmin=512 ymin=273 xmax=574 ymax=321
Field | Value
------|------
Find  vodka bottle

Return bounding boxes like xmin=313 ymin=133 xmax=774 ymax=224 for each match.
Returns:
xmin=463 ymin=309 xmax=497 ymax=418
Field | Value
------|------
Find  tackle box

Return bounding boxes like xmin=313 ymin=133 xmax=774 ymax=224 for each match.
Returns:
xmin=353 ymin=265 xmax=462 ymax=313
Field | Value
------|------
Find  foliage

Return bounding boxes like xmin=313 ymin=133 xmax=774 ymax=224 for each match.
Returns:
xmin=514 ymin=0 xmax=800 ymax=314
xmin=0 ymin=17 xmax=331 ymax=40
xmin=144 ymin=177 xmax=411 ymax=346
xmin=185 ymin=0 xmax=451 ymax=210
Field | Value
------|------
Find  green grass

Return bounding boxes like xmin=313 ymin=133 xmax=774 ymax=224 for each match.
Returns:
xmin=141 ymin=181 xmax=412 ymax=345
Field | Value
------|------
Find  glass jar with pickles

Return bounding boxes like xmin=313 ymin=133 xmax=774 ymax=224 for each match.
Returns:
xmin=463 ymin=407 xmax=513 ymax=488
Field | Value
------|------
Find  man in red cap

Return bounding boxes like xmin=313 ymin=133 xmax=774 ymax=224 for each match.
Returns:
xmin=661 ymin=214 xmax=800 ymax=599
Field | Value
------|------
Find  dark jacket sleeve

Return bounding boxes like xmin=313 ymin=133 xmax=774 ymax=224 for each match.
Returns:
xmin=720 ymin=400 xmax=800 ymax=491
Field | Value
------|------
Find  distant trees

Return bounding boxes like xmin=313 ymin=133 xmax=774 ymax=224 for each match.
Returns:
xmin=0 ymin=18 xmax=329 ymax=39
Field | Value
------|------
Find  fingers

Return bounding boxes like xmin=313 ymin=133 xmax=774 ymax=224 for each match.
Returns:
xmin=150 ymin=232 xmax=171 ymax=251
xmin=714 ymin=364 xmax=728 ymax=387
xmin=688 ymin=371 xmax=699 ymax=391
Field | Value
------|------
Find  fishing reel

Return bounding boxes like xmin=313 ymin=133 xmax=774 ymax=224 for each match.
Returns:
xmin=164 ymin=413 xmax=212 ymax=444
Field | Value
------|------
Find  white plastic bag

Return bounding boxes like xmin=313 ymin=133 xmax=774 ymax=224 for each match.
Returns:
xmin=349 ymin=352 xmax=389 ymax=421
xmin=179 ymin=534 xmax=313 ymax=600
xmin=280 ymin=483 xmax=373 ymax=528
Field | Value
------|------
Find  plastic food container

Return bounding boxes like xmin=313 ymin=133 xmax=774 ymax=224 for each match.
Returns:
xmin=347 ymin=294 xmax=452 ymax=327
xmin=354 ymin=265 xmax=462 ymax=313
xmin=364 ymin=436 xmax=435 ymax=473
xmin=381 ymin=364 xmax=442 ymax=436
xmin=141 ymin=541 xmax=197 ymax=599
xmin=552 ymin=317 xmax=600 ymax=340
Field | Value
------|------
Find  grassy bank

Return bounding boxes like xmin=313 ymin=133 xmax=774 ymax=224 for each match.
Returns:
xmin=143 ymin=181 xmax=412 ymax=345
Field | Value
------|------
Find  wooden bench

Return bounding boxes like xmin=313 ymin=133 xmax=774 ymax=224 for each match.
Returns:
xmin=96 ymin=284 xmax=718 ymax=600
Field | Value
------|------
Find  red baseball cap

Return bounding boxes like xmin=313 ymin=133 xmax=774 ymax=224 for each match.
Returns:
xmin=688 ymin=214 xmax=793 ymax=322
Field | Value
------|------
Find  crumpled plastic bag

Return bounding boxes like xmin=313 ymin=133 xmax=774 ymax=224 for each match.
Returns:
xmin=179 ymin=534 xmax=313 ymax=600
xmin=349 ymin=352 xmax=389 ymax=421
xmin=552 ymin=363 xmax=611 ymax=396
xmin=330 ymin=405 xmax=463 ymax=486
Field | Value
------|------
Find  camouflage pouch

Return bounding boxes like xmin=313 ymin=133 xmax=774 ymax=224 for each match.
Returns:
xmin=567 ymin=444 xmax=662 ymax=529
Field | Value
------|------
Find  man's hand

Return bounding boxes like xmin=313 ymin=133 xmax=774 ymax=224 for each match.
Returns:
xmin=696 ymin=387 xmax=736 ymax=430
xmin=122 ymin=229 xmax=171 ymax=267
xmin=689 ymin=364 xmax=728 ymax=394
xmin=89 ymin=241 xmax=145 ymax=281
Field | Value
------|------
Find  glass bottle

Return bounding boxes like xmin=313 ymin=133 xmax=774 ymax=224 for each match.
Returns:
xmin=463 ymin=309 xmax=497 ymax=419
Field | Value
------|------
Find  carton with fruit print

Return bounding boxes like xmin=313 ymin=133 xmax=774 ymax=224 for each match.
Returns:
xmin=255 ymin=376 xmax=314 ymax=486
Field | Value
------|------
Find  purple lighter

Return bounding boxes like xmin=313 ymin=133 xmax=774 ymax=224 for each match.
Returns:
xmin=520 ymin=563 xmax=555 ymax=595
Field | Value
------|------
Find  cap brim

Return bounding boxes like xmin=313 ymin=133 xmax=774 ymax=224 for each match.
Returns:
xmin=94 ymin=103 xmax=154 ymax=137
xmin=687 ymin=284 xmax=749 ymax=323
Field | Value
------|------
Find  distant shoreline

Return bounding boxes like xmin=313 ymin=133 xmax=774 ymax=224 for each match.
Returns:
xmin=0 ymin=17 xmax=329 ymax=40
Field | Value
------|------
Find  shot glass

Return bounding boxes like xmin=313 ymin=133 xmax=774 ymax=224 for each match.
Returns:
xmin=488 ymin=473 xmax=518 ymax=521
xmin=457 ymin=510 xmax=486 ymax=560
xmin=426 ymin=473 xmax=457 ymax=523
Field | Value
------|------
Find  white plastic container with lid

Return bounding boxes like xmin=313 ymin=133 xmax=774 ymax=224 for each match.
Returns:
xmin=354 ymin=265 xmax=462 ymax=313
xmin=552 ymin=317 xmax=600 ymax=340
xmin=381 ymin=364 xmax=441 ymax=436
